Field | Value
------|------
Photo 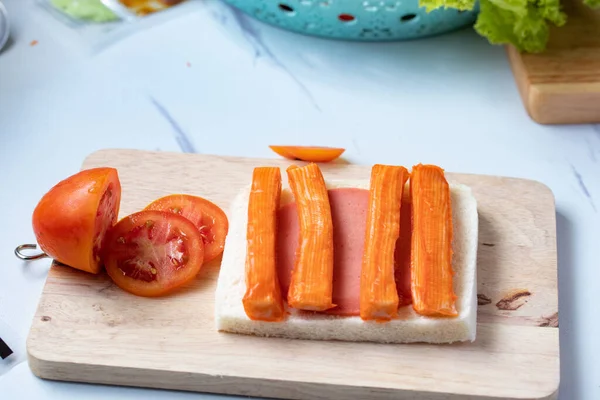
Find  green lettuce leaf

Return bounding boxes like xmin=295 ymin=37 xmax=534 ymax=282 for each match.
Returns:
xmin=420 ymin=0 xmax=568 ymax=53
xmin=419 ymin=0 xmax=477 ymax=12
xmin=584 ymin=0 xmax=600 ymax=8
xmin=474 ymin=0 xmax=566 ymax=53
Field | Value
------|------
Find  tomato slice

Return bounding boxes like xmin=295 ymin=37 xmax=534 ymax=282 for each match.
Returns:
xmin=32 ymin=167 xmax=121 ymax=274
xmin=269 ymin=146 xmax=345 ymax=163
xmin=102 ymin=210 xmax=204 ymax=297
xmin=144 ymin=194 xmax=228 ymax=264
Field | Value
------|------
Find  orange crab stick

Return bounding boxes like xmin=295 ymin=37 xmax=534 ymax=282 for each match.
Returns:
xmin=410 ymin=164 xmax=458 ymax=318
xmin=360 ymin=164 xmax=409 ymax=321
xmin=286 ymin=163 xmax=336 ymax=311
xmin=242 ymin=167 xmax=286 ymax=322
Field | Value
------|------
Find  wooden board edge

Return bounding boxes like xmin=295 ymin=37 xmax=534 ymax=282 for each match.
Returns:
xmin=506 ymin=46 xmax=536 ymax=122
xmin=25 ymin=314 xmax=562 ymax=400
xmin=506 ymin=46 xmax=600 ymax=125
xmin=527 ymin=83 xmax=600 ymax=125
xmin=25 ymin=351 xmax=560 ymax=400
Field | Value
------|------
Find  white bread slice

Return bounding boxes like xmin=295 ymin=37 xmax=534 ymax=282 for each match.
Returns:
xmin=214 ymin=179 xmax=478 ymax=344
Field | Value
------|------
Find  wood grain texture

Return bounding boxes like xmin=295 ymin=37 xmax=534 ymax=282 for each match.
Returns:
xmin=507 ymin=0 xmax=600 ymax=124
xmin=26 ymin=149 xmax=559 ymax=400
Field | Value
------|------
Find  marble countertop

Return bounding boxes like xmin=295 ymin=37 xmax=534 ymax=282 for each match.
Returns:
xmin=1 ymin=0 xmax=599 ymax=399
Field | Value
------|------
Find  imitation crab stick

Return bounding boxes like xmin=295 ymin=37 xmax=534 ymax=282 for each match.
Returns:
xmin=242 ymin=167 xmax=286 ymax=322
xmin=410 ymin=164 xmax=458 ymax=318
xmin=360 ymin=165 xmax=409 ymax=321
xmin=286 ymin=163 xmax=336 ymax=311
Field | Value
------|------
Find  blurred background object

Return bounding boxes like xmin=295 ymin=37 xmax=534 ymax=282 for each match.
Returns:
xmin=221 ymin=0 xmax=479 ymax=41
xmin=0 ymin=1 xmax=9 ymax=52
xmin=32 ymin=0 xmax=194 ymax=53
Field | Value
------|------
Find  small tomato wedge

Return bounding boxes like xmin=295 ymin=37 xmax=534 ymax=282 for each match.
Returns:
xmin=32 ymin=167 xmax=121 ymax=274
xmin=144 ymin=194 xmax=228 ymax=264
xmin=102 ymin=210 xmax=204 ymax=297
xmin=269 ymin=146 xmax=345 ymax=163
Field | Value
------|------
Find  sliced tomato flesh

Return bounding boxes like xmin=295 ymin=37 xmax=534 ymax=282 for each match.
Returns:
xmin=115 ymin=220 xmax=188 ymax=280
xmin=102 ymin=210 xmax=204 ymax=297
xmin=92 ymin=183 xmax=119 ymax=264
xmin=144 ymin=194 xmax=228 ymax=264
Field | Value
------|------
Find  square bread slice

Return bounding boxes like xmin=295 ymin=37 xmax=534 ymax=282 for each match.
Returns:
xmin=214 ymin=178 xmax=478 ymax=344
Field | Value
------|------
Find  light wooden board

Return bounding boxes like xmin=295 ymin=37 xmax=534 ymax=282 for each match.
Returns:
xmin=26 ymin=149 xmax=559 ymax=400
xmin=507 ymin=0 xmax=600 ymax=124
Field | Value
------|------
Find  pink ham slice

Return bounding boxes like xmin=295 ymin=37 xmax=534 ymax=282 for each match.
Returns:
xmin=276 ymin=188 xmax=369 ymax=316
xmin=395 ymin=193 xmax=413 ymax=306
xmin=277 ymin=187 xmax=414 ymax=316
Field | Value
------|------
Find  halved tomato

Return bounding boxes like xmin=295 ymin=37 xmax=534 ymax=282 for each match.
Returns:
xmin=144 ymin=194 xmax=228 ymax=264
xmin=102 ymin=210 xmax=204 ymax=297
xmin=269 ymin=146 xmax=345 ymax=163
xmin=32 ymin=167 xmax=121 ymax=274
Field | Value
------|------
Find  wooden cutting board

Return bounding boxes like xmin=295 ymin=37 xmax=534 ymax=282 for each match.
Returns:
xmin=507 ymin=0 xmax=600 ymax=124
xmin=26 ymin=149 xmax=559 ymax=400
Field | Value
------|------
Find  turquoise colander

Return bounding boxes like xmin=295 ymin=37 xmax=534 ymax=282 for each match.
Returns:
xmin=222 ymin=0 xmax=479 ymax=41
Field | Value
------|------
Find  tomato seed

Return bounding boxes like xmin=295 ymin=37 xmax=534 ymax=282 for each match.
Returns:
xmin=119 ymin=261 xmax=157 ymax=282
xmin=199 ymin=225 xmax=213 ymax=243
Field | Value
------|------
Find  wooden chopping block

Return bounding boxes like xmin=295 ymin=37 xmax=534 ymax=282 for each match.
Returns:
xmin=507 ymin=0 xmax=600 ymax=125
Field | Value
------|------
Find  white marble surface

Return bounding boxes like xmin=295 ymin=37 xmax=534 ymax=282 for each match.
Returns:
xmin=0 ymin=0 xmax=599 ymax=399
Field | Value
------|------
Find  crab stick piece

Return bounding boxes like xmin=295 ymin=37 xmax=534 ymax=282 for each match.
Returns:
xmin=242 ymin=167 xmax=286 ymax=322
xmin=360 ymin=165 xmax=409 ymax=321
xmin=286 ymin=163 xmax=336 ymax=311
xmin=410 ymin=164 xmax=458 ymax=318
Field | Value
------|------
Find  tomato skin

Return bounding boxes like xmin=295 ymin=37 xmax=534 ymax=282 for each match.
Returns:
xmin=102 ymin=210 xmax=205 ymax=297
xmin=32 ymin=168 xmax=121 ymax=274
xmin=144 ymin=194 xmax=228 ymax=264
xmin=269 ymin=146 xmax=345 ymax=163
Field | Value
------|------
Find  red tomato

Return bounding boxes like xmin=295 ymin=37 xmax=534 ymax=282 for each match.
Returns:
xmin=144 ymin=194 xmax=228 ymax=264
xmin=101 ymin=210 xmax=205 ymax=297
xmin=32 ymin=167 xmax=122 ymax=274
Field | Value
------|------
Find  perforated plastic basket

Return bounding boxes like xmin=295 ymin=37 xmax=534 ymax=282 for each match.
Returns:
xmin=222 ymin=0 xmax=479 ymax=41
